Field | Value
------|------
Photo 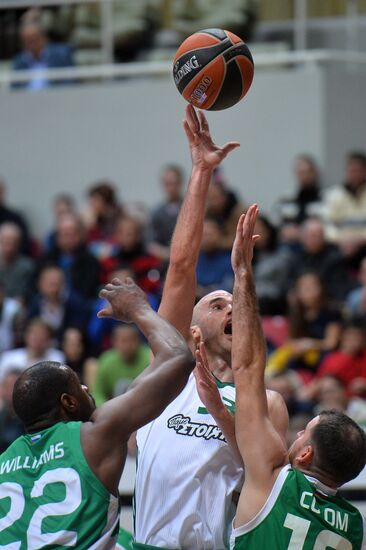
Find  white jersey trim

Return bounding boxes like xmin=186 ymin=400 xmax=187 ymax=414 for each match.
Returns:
xmin=229 ymin=464 xmax=291 ymax=549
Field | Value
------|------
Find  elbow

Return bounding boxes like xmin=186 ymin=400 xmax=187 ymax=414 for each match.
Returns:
xmin=176 ymin=347 xmax=196 ymax=375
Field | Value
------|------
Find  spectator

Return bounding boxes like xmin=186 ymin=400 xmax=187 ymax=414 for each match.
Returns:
xmin=324 ymin=151 xmax=366 ymax=247
xmin=88 ymin=265 xmax=159 ymax=354
xmin=314 ymin=375 xmax=366 ymax=429
xmin=36 ymin=213 xmax=100 ymax=300
xmin=278 ymin=155 xmax=322 ymax=224
xmin=102 ymin=215 xmax=161 ymax=295
xmin=266 ymin=272 xmax=342 ymax=381
xmin=12 ymin=18 xmax=74 ymax=90
xmin=0 ymin=318 xmax=64 ymax=380
xmin=44 ymin=193 xmax=76 ymax=252
xmin=288 ymin=217 xmax=352 ymax=302
xmin=0 ymin=178 xmax=31 ymax=254
xmin=0 ymin=282 xmax=24 ymax=353
xmin=0 ymin=369 xmax=24 ymax=453
xmin=0 ymin=222 xmax=34 ymax=302
xmin=253 ymin=214 xmax=291 ymax=315
xmin=61 ymin=326 xmax=91 ymax=381
xmin=206 ymin=169 xmax=246 ymax=250
xmin=83 ymin=181 xmax=122 ymax=249
xmin=196 ymin=218 xmax=233 ymax=298
xmin=92 ymin=324 xmax=150 ymax=405
xmin=346 ymin=257 xmax=366 ymax=315
xmin=149 ymin=165 xmax=184 ymax=262
xmin=27 ymin=264 xmax=89 ymax=343
xmin=315 ymin=318 xmax=366 ymax=397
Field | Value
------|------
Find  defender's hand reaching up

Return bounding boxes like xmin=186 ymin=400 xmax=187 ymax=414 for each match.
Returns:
xmin=183 ymin=104 xmax=240 ymax=171
xmin=97 ymin=277 xmax=149 ymax=323
xmin=231 ymin=204 xmax=260 ymax=275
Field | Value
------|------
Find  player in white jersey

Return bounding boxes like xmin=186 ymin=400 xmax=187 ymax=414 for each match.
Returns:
xmin=133 ymin=106 xmax=289 ymax=549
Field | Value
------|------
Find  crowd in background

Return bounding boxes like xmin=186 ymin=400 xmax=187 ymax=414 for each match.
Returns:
xmin=1 ymin=150 xmax=366 ymax=454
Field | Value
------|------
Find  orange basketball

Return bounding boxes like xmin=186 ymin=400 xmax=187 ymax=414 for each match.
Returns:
xmin=173 ymin=28 xmax=254 ymax=111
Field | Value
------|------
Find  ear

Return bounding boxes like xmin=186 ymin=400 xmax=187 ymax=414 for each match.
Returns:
xmin=190 ymin=325 xmax=203 ymax=349
xmin=296 ymin=445 xmax=314 ymax=467
xmin=60 ymin=393 xmax=79 ymax=416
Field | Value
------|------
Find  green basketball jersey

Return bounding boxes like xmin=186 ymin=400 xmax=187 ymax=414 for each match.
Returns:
xmin=0 ymin=421 xmax=120 ymax=549
xmin=230 ymin=464 xmax=366 ymax=550
xmin=116 ymin=527 xmax=134 ymax=549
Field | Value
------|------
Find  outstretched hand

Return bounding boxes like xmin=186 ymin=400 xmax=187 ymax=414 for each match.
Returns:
xmin=183 ymin=104 xmax=240 ymax=171
xmin=194 ymin=342 xmax=224 ymax=416
xmin=97 ymin=277 xmax=149 ymax=323
xmin=231 ymin=204 xmax=260 ymax=275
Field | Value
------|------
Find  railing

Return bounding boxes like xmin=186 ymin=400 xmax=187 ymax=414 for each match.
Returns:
xmin=2 ymin=49 xmax=366 ymax=91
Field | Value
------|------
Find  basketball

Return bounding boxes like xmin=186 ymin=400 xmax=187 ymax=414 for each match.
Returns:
xmin=173 ymin=28 xmax=254 ymax=111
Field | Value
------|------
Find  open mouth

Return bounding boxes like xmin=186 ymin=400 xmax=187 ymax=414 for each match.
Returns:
xmin=224 ymin=321 xmax=232 ymax=335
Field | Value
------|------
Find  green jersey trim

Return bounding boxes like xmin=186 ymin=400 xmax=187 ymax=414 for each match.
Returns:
xmin=231 ymin=464 xmax=291 ymax=543
xmin=214 ymin=377 xmax=235 ymax=388
xmin=132 ymin=542 xmax=172 ymax=549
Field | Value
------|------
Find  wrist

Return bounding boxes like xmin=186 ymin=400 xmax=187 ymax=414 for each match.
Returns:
xmin=234 ymin=268 xmax=253 ymax=281
xmin=191 ymin=164 xmax=214 ymax=177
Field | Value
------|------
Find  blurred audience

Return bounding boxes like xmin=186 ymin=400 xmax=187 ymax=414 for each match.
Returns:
xmin=92 ymin=324 xmax=150 ymax=405
xmin=0 ymin=318 xmax=64 ymax=380
xmin=101 ymin=215 xmax=161 ymax=295
xmin=253 ymin=214 xmax=291 ymax=315
xmin=148 ymin=165 xmax=184 ymax=262
xmin=0 ymin=369 xmax=24 ymax=452
xmin=27 ymin=264 xmax=89 ymax=343
xmin=278 ymin=155 xmax=322 ymax=224
xmin=206 ymin=169 xmax=246 ymax=250
xmin=287 ymin=218 xmax=352 ymax=302
xmin=0 ymin=222 xmax=34 ymax=302
xmin=324 ymin=151 xmax=366 ymax=250
xmin=266 ymin=272 xmax=342 ymax=381
xmin=61 ymin=326 xmax=91 ymax=381
xmin=196 ymin=219 xmax=233 ymax=298
xmin=346 ymin=257 xmax=366 ymax=316
xmin=83 ymin=181 xmax=122 ymax=252
xmin=0 ymin=178 xmax=31 ymax=254
xmin=44 ymin=193 xmax=76 ymax=252
xmin=36 ymin=213 xmax=100 ymax=300
xmin=13 ymin=17 xmax=74 ymax=90
xmin=0 ymin=282 xmax=24 ymax=353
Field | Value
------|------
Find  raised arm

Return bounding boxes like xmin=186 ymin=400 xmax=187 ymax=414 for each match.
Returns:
xmin=159 ymin=105 xmax=239 ymax=340
xmin=82 ymin=278 xmax=195 ymax=494
xmin=231 ymin=206 xmax=288 ymax=523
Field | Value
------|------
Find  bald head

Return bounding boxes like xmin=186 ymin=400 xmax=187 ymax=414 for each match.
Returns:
xmin=192 ymin=290 xmax=232 ymax=326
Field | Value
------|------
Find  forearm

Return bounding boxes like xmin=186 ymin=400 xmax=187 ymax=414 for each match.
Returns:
xmin=169 ymin=166 xmax=213 ymax=267
xmin=232 ymin=270 xmax=266 ymax=373
xmin=132 ymin=306 xmax=189 ymax=362
xmin=159 ymin=165 xmax=213 ymax=337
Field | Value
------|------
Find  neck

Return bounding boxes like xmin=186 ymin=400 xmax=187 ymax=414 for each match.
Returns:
xmin=298 ymin=465 xmax=339 ymax=490
xmin=206 ymin=350 xmax=233 ymax=383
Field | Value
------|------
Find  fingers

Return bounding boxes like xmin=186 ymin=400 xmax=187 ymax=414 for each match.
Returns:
xmin=242 ymin=204 xmax=259 ymax=239
xmin=110 ymin=277 xmax=122 ymax=285
xmin=185 ymin=104 xmax=199 ymax=136
xmin=183 ymin=119 xmax=194 ymax=143
xmin=198 ymin=110 xmax=209 ymax=132
xmin=97 ymin=306 xmax=113 ymax=318
xmin=222 ymin=141 xmax=240 ymax=157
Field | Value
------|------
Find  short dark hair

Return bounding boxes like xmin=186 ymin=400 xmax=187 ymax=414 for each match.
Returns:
xmin=88 ymin=181 xmax=117 ymax=205
xmin=312 ymin=409 xmax=366 ymax=485
xmin=347 ymin=151 xmax=366 ymax=166
xmin=13 ymin=361 xmax=74 ymax=428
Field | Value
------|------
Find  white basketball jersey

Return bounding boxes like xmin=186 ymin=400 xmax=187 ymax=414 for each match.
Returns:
xmin=134 ymin=374 xmax=244 ymax=549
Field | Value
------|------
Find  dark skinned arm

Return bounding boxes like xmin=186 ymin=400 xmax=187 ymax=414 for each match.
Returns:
xmin=81 ymin=278 xmax=195 ymax=495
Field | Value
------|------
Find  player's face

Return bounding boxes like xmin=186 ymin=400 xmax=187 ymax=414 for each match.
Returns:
xmin=194 ymin=291 xmax=233 ymax=359
xmin=288 ymin=416 xmax=320 ymax=466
